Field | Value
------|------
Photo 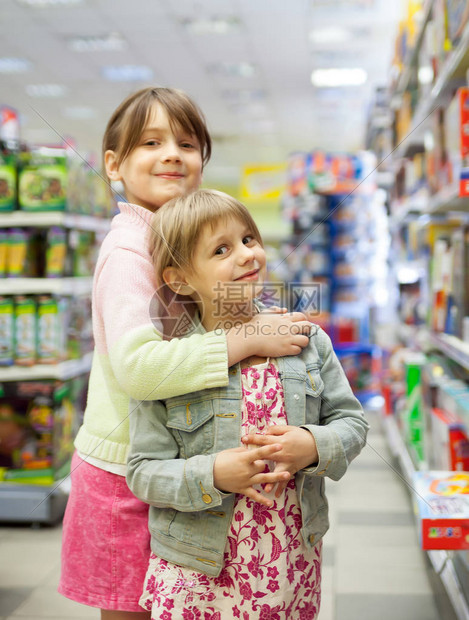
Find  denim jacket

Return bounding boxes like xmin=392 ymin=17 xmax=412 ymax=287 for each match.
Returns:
xmin=127 ymin=322 xmax=369 ymax=577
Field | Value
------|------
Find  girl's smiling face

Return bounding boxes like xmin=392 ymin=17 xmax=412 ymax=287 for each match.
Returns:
xmin=105 ymin=102 xmax=203 ymax=211
xmin=183 ymin=216 xmax=266 ymax=329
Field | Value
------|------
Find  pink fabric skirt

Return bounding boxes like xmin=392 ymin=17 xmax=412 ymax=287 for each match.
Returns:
xmin=58 ymin=451 xmax=150 ymax=611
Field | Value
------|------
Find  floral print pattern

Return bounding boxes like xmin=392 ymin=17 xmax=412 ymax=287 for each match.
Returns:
xmin=140 ymin=360 xmax=321 ymax=619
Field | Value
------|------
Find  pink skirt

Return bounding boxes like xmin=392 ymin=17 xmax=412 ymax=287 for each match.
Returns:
xmin=58 ymin=451 xmax=150 ymax=611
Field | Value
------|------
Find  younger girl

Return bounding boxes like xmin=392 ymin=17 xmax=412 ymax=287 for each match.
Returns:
xmin=127 ymin=189 xmax=369 ymax=619
xmin=58 ymin=88 xmax=312 ymax=619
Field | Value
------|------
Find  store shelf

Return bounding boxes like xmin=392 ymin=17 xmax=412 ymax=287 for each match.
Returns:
xmin=427 ymin=332 xmax=469 ymax=372
xmin=0 ymin=211 xmax=110 ymax=232
xmin=395 ymin=21 xmax=469 ymax=158
xmin=425 ymin=186 xmax=469 ymax=215
xmin=382 ymin=413 xmax=469 ymax=620
xmin=0 ymin=276 xmax=93 ymax=295
xmin=0 ymin=480 xmax=69 ymax=524
xmin=392 ymin=0 xmax=433 ymax=97
xmin=0 ymin=351 xmax=93 ymax=382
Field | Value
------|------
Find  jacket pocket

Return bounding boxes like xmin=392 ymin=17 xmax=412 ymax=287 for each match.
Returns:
xmin=166 ymin=399 xmax=215 ymax=458
xmin=305 ymin=365 xmax=324 ymax=423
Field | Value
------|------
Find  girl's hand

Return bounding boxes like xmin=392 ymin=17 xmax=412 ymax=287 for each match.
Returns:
xmin=241 ymin=426 xmax=318 ymax=498
xmin=213 ymin=444 xmax=290 ymax=507
xmin=249 ymin=311 xmax=311 ymax=357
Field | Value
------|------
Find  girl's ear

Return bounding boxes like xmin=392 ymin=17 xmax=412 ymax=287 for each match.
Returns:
xmin=163 ymin=266 xmax=195 ymax=296
xmin=104 ymin=150 xmax=122 ymax=182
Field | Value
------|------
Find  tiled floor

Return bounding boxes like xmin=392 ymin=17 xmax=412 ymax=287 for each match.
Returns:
xmin=0 ymin=411 xmax=447 ymax=619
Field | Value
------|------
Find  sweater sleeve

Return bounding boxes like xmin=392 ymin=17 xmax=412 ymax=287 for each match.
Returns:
xmin=95 ymin=247 xmax=229 ymax=401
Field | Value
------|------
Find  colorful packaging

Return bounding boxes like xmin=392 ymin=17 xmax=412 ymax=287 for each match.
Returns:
xmin=430 ymin=408 xmax=469 ymax=471
xmin=0 ymin=230 xmax=8 ymax=277
xmin=18 ymin=148 xmax=67 ymax=212
xmin=14 ymin=296 xmax=36 ymax=366
xmin=0 ymin=296 xmax=15 ymax=366
xmin=403 ymin=353 xmax=427 ymax=464
xmin=37 ymin=296 xmax=60 ymax=364
xmin=45 ymin=227 xmax=67 ymax=278
xmin=7 ymin=228 xmax=28 ymax=277
xmin=445 ymin=87 xmax=469 ymax=197
xmin=0 ymin=152 xmax=16 ymax=212
xmin=413 ymin=471 xmax=469 ymax=550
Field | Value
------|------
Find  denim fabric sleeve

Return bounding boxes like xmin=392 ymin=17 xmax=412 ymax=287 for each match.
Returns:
xmin=300 ymin=328 xmax=369 ymax=481
xmin=126 ymin=399 xmax=227 ymax=512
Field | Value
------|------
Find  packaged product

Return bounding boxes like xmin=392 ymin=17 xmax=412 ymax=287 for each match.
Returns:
xmin=18 ymin=148 xmax=67 ymax=212
xmin=0 ymin=230 xmax=8 ymax=276
xmin=413 ymin=471 xmax=469 ymax=550
xmin=7 ymin=228 xmax=42 ymax=277
xmin=0 ymin=152 xmax=16 ymax=212
xmin=445 ymin=87 xmax=469 ymax=196
xmin=37 ymin=295 xmax=60 ymax=364
xmin=14 ymin=295 xmax=36 ymax=366
xmin=45 ymin=227 xmax=67 ymax=278
xmin=0 ymin=296 xmax=15 ymax=366
xmin=445 ymin=0 xmax=469 ymax=46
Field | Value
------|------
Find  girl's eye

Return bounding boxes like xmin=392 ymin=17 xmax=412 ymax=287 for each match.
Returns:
xmin=144 ymin=139 xmax=160 ymax=146
xmin=243 ymin=235 xmax=255 ymax=245
xmin=181 ymin=142 xmax=195 ymax=149
xmin=215 ymin=246 xmax=228 ymax=255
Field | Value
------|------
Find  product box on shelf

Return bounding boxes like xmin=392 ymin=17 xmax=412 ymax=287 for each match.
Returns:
xmin=429 ymin=407 xmax=469 ymax=471
xmin=445 ymin=87 xmax=469 ymax=197
xmin=0 ymin=151 xmax=16 ymax=212
xmin=0 ymin=376 xmax=88 ymax=485
xmin=402 ymin=352 xmax=427 ymax=465
xmin=413 ymin=470 xmax=469 ymax=550
xmin=18 ymin=148 xmax=68 ymax=212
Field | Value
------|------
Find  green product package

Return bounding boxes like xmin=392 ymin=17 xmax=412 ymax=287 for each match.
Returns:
xmin=0 ymin=153 xmax=16 ymax=212
xmin=18 ymin=149 xmax=67 ymax=212
xmin=14 ymin=296 xmax=37 ymax=366
xmin=0 ymin=296 xmax=15 ymax=366
xmin=404 ymin=353 xmax=427 ymax=464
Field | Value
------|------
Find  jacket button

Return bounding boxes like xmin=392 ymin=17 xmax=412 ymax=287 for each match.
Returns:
xmin=309 ymin=534 xmax=315 ymax=545
xmin=202 ymin=493 xmax=212 ymax=504
xmin=293 ymin=394 xmax=300 ymax=400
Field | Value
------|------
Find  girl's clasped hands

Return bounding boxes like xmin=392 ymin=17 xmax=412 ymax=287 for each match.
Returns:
xmin=214 ymin=424 xmax=318 ymax=507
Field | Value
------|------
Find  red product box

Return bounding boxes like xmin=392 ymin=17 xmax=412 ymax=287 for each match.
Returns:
xmin=430 ymin=407 xmax=469 ymax=471
xmin=413 ymin=471 xmax=469 ymax=550
xmin=446 ymin=87 xmax=469 ymax=196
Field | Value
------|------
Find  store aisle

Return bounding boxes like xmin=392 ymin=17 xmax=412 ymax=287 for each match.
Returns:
xmin=0 ymin=409 xmax=441 ymax=620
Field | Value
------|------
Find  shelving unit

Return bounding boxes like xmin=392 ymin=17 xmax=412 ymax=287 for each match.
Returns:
xmin=380 ymin=3 xmax=469 ymax=618
xmin=0 ymin=209 xmax=106 ymax=523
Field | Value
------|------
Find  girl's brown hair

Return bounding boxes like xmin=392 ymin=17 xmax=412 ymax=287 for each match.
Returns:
xmin=102 ymin=87 xmax=212 ymax=170
xmin=149 ymin=189 xmax=263 ymax=286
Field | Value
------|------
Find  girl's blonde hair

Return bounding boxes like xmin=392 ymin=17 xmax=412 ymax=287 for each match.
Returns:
xmin=149 ymin=189 xmax=263 ymax=285
xmin=102 ymin=87 xmax=211 ymax=170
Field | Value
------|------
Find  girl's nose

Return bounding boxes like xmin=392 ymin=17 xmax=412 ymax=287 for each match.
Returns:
xmin=160 ymin=141 xmax=182 ymax=162
xmin=238 ymin=244 xmax=255 ymax=263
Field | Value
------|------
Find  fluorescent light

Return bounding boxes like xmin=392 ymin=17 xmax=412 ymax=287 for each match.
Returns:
xmin=0 ymin=57 xmax=32 ymax=73
xmin=68 ymin=32 xmax=127 ymax=52
xmin=26 ymin=84 xmax=67 ymax=97
xmin=309 ymin=27 xmax=351 ymax=45
xmin=181 ymin=17 xmax=241 ymax=35
xmin=101 ymin=65 xmax=153 ymax=82
xmin=207 ymin=61 xmax=256 ymax=78
xmin=62 ymin=106 xmax=97 ymax=119
xmin=311 ymin=68 xmax=367 ymax=87
xmin=16 ymin=0 xmax=83 ymax=6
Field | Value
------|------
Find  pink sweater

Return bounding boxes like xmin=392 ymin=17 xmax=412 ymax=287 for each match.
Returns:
xmin=74 ymin=202 xmax=228 ymax=465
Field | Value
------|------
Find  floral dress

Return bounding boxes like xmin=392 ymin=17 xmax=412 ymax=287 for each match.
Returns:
xmin=140 ymin=359 xmax=322 ymax=620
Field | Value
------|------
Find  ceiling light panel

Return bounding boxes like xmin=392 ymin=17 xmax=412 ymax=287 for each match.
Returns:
xmin=25 ymin=83 xmax=67 ymax=97
xmin=207 ymin=62 xmax=257 ymax=78
xmin=181 ymin=16 xmax=242 ymax=35
xmin=16 ymin=0 xmax=83 ymax=6
xmin=0 ymin=57 xmax=32 ymax=73
xmin=101 ymin=65 xmax=154 ymax=82
xmin=67 ymin=32 xmax=127 ymax=52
